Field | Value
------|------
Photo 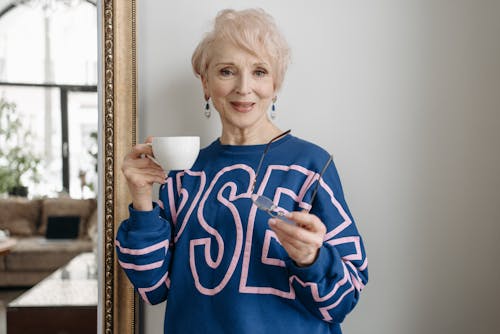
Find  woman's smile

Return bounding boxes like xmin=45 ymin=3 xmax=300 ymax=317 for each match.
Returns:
xmin=230 ymin=101 xmax=255 ymax=113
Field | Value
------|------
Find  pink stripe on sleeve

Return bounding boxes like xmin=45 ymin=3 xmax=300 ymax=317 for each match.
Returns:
xmin=118 ymin=259 xmax=163 ymax=271
xmin=115 ymin=239 xmax=169 ymax=256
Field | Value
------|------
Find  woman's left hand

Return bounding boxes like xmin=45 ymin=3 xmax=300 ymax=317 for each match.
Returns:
xmin=268 ymin=211 xmax=326 ymax=267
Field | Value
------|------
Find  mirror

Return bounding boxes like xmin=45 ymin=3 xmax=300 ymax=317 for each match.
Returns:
xmin=0 ymin=0 xmax=100 ymax=333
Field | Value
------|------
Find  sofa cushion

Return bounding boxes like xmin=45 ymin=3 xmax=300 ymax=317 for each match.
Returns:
xmin=38 ymin=198 xmax=97 ymax=239
xmin=5 ymin=237 xmax=93 ymax=271
xmin=0 ymin=198 xmax=41 ymax=236
xmin=0 ymin=271 xmax=52 ymax=287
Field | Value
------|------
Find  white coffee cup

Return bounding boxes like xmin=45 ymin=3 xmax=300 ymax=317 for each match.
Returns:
xmin=151 ymin=136 xmax=200 ymax=171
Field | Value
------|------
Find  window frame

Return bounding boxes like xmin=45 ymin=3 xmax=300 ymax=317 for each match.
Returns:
xmin=0 ymin=81 xmax=97 ymax=193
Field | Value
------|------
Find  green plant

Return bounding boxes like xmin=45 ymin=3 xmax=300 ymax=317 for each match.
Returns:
xmin=0 ymin=97 xmax=41 ymax=195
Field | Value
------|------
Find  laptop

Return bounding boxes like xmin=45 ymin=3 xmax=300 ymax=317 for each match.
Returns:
xmin=45 ymin=216 xmax=81 ymax=240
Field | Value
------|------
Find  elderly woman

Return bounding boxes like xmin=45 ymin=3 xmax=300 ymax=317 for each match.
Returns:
xmin=116 ymin=8 xmax=368 ymax=334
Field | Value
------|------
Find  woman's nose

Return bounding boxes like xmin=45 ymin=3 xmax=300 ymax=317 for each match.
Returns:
xmin=235 ymin=73 xmax=251 ymax=95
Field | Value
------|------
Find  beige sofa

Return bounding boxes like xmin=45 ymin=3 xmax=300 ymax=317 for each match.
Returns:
xmin=0 ymin=197 xmax=97 ymax=287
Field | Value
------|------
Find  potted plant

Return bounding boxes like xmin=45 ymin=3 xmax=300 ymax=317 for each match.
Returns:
xmin=0 ymin=97 xmax=41 ymax=197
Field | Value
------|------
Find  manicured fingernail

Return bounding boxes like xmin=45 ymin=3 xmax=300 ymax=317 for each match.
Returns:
xmin=268 ymin=219 xmax=277 ymax=226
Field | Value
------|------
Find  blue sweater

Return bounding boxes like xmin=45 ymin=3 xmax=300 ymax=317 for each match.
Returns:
xmin=116 ymin=134 xmax=368 ymax=333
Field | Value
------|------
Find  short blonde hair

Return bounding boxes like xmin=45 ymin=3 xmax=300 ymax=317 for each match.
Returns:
xmin=192 ymin=8 xmax=291 ymax=92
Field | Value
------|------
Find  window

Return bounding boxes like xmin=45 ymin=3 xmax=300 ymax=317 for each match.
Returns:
xmin=0 ymin=0 xmax=97 ymax=198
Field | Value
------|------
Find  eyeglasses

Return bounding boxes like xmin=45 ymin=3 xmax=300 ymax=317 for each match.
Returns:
xmin=251 ymin=130 xmax=333 ymax=225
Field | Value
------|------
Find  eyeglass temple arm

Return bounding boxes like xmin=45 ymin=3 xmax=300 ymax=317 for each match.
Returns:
xmin=307 ymin=154 xmax=333 ymax=209
xmin=250 ymin=129 xmax=291 ymax=193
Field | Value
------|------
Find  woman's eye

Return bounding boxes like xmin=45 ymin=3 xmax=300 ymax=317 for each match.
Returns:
xmin=254 ymin=69 xmax=267 ymax=77
xmin=219 ymin=68 xmax=234 ymax=76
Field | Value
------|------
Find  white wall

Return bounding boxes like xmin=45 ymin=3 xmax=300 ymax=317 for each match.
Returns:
xmin=138 ymin=1 xmax=500 ymax=333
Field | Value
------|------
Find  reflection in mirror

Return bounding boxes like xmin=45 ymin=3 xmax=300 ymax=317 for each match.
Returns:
xmin=0 ymin=0 xmax=98 ymax=333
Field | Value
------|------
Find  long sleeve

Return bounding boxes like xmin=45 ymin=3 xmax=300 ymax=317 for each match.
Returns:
xmin=115 ymin=202 xmax=174 ymax=304
xmin=285 ymin=160 xmax=368 ymax=324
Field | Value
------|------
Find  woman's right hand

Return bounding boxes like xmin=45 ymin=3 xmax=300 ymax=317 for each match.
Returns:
xmin=121 ymin=137 xmax=166 ymax=211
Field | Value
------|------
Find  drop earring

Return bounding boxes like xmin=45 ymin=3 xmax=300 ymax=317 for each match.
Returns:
xmin=270 ymin=97 xmax=277 ymax=119
xmin=204 ymin=97 xmax=211 ymax=118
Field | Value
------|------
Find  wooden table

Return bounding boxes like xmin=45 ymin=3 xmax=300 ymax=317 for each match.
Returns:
xmin=0 ymin=237 xmax=17 ymax=255
xmin=7 ymin=252 xmax=97 ymax=334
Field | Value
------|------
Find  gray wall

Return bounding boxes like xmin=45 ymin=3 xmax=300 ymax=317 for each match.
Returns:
xmin=138 ymin=1 xmax=500 ymax=333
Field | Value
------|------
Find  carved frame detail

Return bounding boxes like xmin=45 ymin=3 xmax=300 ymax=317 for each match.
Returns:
xmin=101 ymin=0 xmax=137 ymax=333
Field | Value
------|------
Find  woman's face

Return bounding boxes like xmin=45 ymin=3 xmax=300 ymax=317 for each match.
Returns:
xmin=202 ymin=42 xmax=276 ymax=132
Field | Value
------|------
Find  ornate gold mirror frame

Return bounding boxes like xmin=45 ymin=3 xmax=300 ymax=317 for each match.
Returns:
xmin=100 ymin=0 xmax=137 ymax=333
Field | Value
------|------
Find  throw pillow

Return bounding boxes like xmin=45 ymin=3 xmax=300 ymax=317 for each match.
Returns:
xmin=39 ymin=198 xmax=97 ymax=238
xmin=0 ymin=198 xmax=41 ymax=236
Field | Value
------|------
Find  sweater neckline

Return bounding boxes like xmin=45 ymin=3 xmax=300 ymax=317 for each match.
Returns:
xmin=213 ymin=133 xmax=293 ymax=154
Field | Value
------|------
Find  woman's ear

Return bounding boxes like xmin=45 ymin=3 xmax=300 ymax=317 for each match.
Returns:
xmin=201 ymin=75 xmax=209 ymax=98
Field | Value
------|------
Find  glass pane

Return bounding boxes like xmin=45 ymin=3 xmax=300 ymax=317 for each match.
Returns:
xmin=0 ymin=85 xmax=62 ymax=197
xmin=0 ymin=7 xmax=45 ymax=83
xmin=67 ymin=91 xmax=98 ymax=199
xmin=0 ymin=2 xmax=97 ymax=85
xmin=50 ymin=3 xmax=98 ymax=85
